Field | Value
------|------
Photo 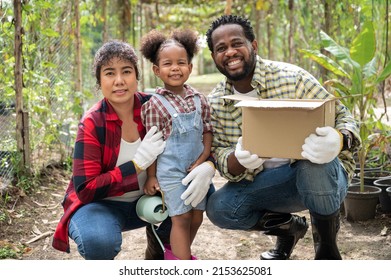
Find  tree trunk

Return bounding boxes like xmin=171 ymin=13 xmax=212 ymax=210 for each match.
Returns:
xmin=74 ymin=0 xmax=82 ymax=118
xmin=288 ymin=0 xmax=295 ymax=63
xmin=224 ymin=0 xmax=232 ymax=15
xmin=102 ymin=0 xmax=108 ymax=43
xmin=320 ymin=0 xmax=332 ymax=81
xmin=119 ymin=0 xmax=131 ymax=41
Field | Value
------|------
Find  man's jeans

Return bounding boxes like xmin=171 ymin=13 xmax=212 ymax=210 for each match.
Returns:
xmin=206 ymin=158 xmax=348 ymax=230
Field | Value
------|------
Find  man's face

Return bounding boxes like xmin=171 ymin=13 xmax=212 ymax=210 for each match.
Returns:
xmin=210 ymin=24 xmax=257 ymax=81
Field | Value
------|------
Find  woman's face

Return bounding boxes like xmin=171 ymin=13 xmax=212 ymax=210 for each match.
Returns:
xmin=100 ymin=57 xmax=138 ymax=106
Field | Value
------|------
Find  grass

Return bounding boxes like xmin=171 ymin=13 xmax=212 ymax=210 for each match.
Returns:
xmin=188 ymin=72 xmax=224 ymax=84
xmin=187 ymin=72 xmax=224 ymax=95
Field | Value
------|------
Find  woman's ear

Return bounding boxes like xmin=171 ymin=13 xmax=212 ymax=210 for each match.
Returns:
xmin=251 ymin=39 xmax=258 ymax=53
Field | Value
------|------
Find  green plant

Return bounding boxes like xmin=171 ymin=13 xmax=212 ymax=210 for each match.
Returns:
xmin=0 ymin=245 xmax=21 ymax=259
xmin=299 ymin=21 xmax=391 ymax=192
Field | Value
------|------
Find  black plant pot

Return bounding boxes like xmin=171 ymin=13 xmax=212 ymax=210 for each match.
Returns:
xmin=341 ymin=177 xmax=362 ymax=214
xmin=344 ymin=185 xmax=382 ymax=222
xmin=363 ymin=170 xmax=391 ymax=186
xmin=374 ymin=178 xmax=391 ymax=213
xmin=350 ymin=177 xmax=360 ymax=186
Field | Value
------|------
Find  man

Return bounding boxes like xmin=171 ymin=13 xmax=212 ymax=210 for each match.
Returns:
xmin=205 ymin=15 xmax=361 ymax=260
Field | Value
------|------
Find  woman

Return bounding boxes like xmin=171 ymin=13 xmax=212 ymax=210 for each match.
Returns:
xmin=52 ymin=40 xmax=170 ymax=260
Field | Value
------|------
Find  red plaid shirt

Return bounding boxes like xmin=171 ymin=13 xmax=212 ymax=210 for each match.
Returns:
xmin=52 ymin=92 xmax=150 ymax=253
xmin=141 ymin=84 xmax=213 ymax=139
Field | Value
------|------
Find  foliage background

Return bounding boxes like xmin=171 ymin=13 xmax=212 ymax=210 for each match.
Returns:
xmin=0 ymin=0 xmax=389 ymax=191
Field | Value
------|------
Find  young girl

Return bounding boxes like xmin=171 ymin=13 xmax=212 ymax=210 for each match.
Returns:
xmin=140 ymin=29 xmax=215 ymax=260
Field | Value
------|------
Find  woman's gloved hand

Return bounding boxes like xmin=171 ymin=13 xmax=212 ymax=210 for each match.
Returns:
xmin=301 ymin=126 xmax=342 ymax=164
xmin=235 ymin=137 xmax=265 ymax=170
xmin=133 ymin=126 xmax=166 ymax=170
xmin=181 ymin=161 xmax=215 ymax=207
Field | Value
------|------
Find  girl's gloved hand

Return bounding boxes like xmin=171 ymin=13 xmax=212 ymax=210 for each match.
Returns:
xmin=181 ymin=161 xmax=215 ymax=207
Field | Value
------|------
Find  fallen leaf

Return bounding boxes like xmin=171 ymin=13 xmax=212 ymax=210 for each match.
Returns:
xmin=380 ymin=226 xmax=388 ymax=236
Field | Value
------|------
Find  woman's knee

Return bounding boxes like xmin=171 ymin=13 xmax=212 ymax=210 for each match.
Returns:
xmin=77 ymin=232 xmax=122 ymax=260
xmin=70 ymin=219 xmax=122 ymax=260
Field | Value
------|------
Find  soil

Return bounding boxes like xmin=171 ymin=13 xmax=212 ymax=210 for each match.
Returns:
xmin=1 ymin=164 xmax=391 ymax=260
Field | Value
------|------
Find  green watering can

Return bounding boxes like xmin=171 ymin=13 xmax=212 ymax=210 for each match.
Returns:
xmin=136 ymin=190 xmax=168 ymax=224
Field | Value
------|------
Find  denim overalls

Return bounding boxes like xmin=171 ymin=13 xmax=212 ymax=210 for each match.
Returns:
xmin=153 ymin=94 xmax=206 ymax=217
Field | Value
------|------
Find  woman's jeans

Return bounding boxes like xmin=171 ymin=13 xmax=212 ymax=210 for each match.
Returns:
xmin=206 ymin=158 xmax=348 ymax=230
xmin=68 ymin=199 xmax=170 ymax=260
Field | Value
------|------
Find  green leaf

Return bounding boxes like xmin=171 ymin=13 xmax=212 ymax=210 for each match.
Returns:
xmin=41 ymin=28 xmax=59 ymax=38
xmin=376 ymin=60 xmax=391 ymax=83
xmin=298 ymin=49 xmax=349 ymax=77
xmin=320 ymin=31 xmax=351 ymax=61
xmin=363 ymin=57 xmax=377 ymax=79
xmin=42 ymin=61 xmax=57 ymax=69
xmin=324 ymin=79 xmax=350 ymax=96
xmin=350 ymin=21 xmax=376 ymax=67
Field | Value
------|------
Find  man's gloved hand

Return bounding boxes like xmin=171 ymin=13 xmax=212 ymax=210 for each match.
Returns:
xmin=235 ymin=137 xmax=265 ymax=170
xmin=133 ymin=126 xmax=166 ymax=170
xmin=181 ymin=162 xmax=215 ymax=207
xmin=301 ymin=126 xmax=342 ymax=164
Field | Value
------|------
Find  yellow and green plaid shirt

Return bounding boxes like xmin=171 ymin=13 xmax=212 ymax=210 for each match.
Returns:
xmin=208 ymin=56 xmax=361 ymax=182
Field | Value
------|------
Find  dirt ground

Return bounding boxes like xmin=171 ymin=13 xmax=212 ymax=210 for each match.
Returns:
xmin=1 ymin=164 xmax=391 ymax=261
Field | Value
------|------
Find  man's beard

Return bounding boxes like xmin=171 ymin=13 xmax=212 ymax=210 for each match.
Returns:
xmin=216 ymin=51 xmax=256 ymax=81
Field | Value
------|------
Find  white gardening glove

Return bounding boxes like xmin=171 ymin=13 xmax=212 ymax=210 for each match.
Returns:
xmin=301 ymin=126 xmax=342 ymax=164
xmin=181 ymin=162 xmax=215 ymax=207
xmin=133 ymin=126 xmax=166 ymax=170
xmin=235 ymin=137 xmax=265 ymax=170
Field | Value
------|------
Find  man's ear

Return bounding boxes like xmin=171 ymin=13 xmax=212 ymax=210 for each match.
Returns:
xmin=152 ymin=64 xmax=160 ymax=76
xmin=211 ymin=52 xmax=216 ymax=63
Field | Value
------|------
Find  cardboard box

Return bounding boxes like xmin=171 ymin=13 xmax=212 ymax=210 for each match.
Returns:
xmin=223 ymin=96 xmax=335 ymax=159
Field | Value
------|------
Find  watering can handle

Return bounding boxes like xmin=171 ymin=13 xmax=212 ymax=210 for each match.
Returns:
xmin=151 ymin=190 xmax=167 ymax=253
xmin=158 ymin=189 xmax=166 ymax=213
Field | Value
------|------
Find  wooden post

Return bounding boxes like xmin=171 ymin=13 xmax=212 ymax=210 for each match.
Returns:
xmin=22 ymin=111 xmax=30 ymax=168
xmin=14 ymin=0 xmax=30 ymax=175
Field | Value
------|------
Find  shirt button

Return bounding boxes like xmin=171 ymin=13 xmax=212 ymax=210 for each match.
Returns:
xmin=173 ymin=113 xmax=178 ymax=118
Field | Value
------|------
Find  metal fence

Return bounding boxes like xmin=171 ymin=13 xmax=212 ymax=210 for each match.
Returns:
xmin=0 ymin=3 xmax=92 ymax=190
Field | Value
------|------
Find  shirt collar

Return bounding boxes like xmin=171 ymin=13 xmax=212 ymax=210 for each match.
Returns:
xmin=155 ymin=84 xmax=198 ymax=98
xmin=103 ymin=93 xmax=142 ymax=121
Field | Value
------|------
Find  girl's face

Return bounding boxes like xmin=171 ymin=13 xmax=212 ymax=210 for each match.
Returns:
xmin=100 ymin=57 xmax=138 ymax=106
xmin=153 ymin=44 xmax=192 ymax=95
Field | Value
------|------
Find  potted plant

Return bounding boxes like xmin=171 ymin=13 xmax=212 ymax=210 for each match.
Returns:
xmin=299 ymin=21 xmax=391 ymax=221
xmin=374 ymin=178 xmax=391 ymax=213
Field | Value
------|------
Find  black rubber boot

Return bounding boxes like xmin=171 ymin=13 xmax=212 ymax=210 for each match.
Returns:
xmin=252 ymin=212 xmax=308 ymax=260
xmin=310 ymin=210 xmax=342 ymax=260
xmin=144 ymin=219 xmax=171 ymax=260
